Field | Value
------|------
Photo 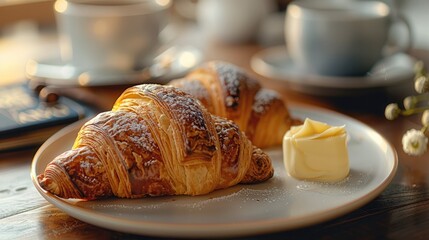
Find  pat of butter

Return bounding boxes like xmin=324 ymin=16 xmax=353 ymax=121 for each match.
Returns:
xmin=283 ymin=118 xmax=349 ymax=182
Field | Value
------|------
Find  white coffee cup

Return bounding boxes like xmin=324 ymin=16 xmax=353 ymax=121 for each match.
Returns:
xmin=285 ymin=0 xmax=412 ymax=76
xmin=196 ymin=0 xmax=276 ymax=43
xmin=54 ymin=0 xmax=171 ymax=73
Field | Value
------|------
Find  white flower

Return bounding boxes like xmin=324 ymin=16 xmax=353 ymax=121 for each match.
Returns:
xmin=385 ymin=103 xmax=401 ymax=120
xmin=414 ymin=75 xmax=429 ymax=94
xmin=422 ymin=110 xmax=429 ymax=127
xmin=403 ymin=96 xmax=417 ymax=110
xmin=402 ymin=129 xmax=428 ymax=156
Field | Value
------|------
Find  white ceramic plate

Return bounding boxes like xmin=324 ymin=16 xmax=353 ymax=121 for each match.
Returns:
xmin=251 ymin=46 xmax=415 ymax=96
xmin=31 ymin=105 xmax=397 ymax=238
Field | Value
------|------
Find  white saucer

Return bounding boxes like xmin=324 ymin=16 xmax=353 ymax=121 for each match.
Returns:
xmin=251 ymin=46 xmax=416 ymax=96
xmin=25 ymin=45 xmax=203 ymax=87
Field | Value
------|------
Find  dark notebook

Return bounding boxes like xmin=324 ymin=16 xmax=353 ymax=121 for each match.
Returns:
xmin=0 ymin=83 xmax=88 ymax=151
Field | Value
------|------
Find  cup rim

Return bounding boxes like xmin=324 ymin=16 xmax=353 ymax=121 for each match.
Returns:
xmin=54 ymin=0 xmax=172 ymax=16
xmin=287 ymin=0 xmax=390 ymax=20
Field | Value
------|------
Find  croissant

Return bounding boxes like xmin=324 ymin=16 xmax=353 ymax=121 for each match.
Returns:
xmin=37 ymin=84 xmax=274 ymax=200
xmin=169 ymin=61 xmax=300 ymax=148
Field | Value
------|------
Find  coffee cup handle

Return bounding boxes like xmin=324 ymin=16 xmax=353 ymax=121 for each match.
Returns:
xmin=384 ymin=13 xmax=413 ymax=56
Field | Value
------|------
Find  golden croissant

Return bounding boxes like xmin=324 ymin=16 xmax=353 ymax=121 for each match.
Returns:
xmin=169 ymin=61 xmax=300 ymax=148
xmin=37 ymin=84 xmax=274 ymax=200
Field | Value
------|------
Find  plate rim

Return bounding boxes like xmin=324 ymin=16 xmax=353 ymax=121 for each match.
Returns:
xmin=30 ymin=104 xmax=398 ymax=238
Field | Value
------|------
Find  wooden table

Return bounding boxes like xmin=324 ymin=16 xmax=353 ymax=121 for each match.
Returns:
xmin=2 ymin=33 xmax=429 ymax=239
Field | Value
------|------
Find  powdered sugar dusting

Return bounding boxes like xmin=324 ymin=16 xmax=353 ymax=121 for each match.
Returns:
xmin=153 ymin=86 xmax=217 ymax=154
xmin=158 ymin=87 xmax=207 ymax=132
xmin=214 ymin=62 xmax=244 ymax=108
xmin=90 ymin=111 xmax=157 ymax=155
xmin=84 ymin=186 xmax=288 ymax=212
xmin=181 ymin=187 xmax=288 ymax=211
xmin=215 ymin=62 xmax=241 ymax=96
xmin=170 ymin=78 xmax=210 ymax=106
xmin=252 ymin=89 xmax=279 ymax=114
xmin=295 ymin=170 xmax=370 ymax=196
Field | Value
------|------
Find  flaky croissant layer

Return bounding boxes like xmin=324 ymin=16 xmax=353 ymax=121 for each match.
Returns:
xmin=169 ymin=61 xmax=301 ymax=148
xmin=38 ymin=84 xmax=273 ymax=200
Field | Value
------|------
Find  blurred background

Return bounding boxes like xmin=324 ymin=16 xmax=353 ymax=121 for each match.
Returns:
xmin=0 ymin=0 xmax=428 ymax=86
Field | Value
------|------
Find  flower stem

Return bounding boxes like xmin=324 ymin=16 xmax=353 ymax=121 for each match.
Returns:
xmin=401 ymin=106 xmax=429 ymax=116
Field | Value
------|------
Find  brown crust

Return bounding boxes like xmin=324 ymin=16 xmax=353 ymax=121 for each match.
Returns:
xmin=170 ymin=61 xmax=298 ymax=148
xmin=241 ymin=146 xmax=274 ymax=184
xmin=38 ymin=84 xmax=273 ymax=200
xmin=213 ymin=116 xmax=242 ymax=189
xmin=150 ymin=85 xmax=218 ymax=162
xmin=168 ymin=78 xmax=214 ymax=113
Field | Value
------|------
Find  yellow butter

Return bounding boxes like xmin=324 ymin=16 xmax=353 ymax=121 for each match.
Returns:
xmin=283 ymin=118 xmax=350 ymax=182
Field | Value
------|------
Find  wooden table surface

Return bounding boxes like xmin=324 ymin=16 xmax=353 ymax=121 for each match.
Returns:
xmin=2 ymin=27 xmax=429 ymax=239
